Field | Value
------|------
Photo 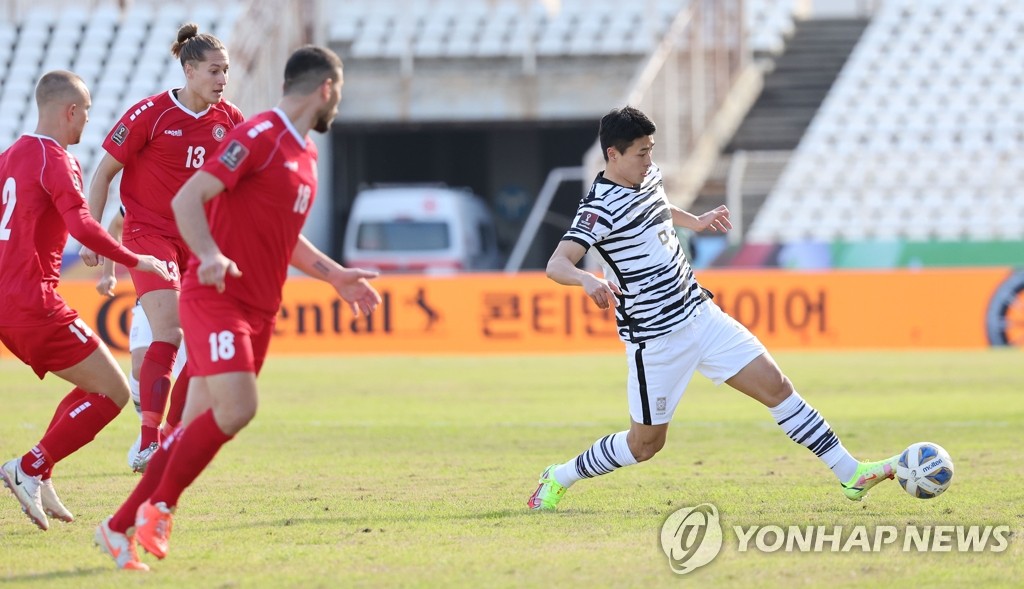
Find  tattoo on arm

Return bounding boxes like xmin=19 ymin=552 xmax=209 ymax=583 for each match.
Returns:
xmin=313 ymin=260 xmax=331 ymax=277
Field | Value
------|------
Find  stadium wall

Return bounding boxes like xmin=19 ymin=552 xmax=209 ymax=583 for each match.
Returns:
xmin=8 ymin=269 xmax=1020 ymax=358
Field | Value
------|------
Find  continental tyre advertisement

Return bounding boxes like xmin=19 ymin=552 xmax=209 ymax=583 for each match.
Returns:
xmin=6 ymin=268 xmax=1022 ymax=355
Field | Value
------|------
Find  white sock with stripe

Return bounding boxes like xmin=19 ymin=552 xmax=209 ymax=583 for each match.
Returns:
xmin=129 ymin=374 xmax=142 ymax=419
xmin=769 ymin=392 xmax=858 ymax=482
xmin=553 ymin=431 xmax=638 ymax=488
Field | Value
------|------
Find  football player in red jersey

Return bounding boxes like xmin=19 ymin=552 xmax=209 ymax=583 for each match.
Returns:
xmin=81 ymin=23 xmax=244 ymax=473
xmin=94 ymin=45 xmax=381 ymax=571
xmin=0 ymin=71 xmax=169 ymax=535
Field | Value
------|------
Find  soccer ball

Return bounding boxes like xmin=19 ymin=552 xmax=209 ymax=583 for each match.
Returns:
xmin=896 ymin=442 xmax=954 ymax=499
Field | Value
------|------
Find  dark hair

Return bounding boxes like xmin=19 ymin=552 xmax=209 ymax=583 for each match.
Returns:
xmin=170 ymin=23 xmax=227 ymax=67
xmin=599 ymin=106 xmax=657 ymax=161
xmin=283 ymin=45 xmax=343 ymax=95
xmin=35 ymin=70 xmax=88 ymax=108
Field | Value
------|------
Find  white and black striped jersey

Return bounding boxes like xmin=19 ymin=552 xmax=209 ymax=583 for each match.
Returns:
xmin=562 ymin=164 xmax=706 ymax=343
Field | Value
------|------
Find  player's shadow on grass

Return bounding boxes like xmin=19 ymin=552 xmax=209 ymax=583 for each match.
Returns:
xmin=0 ymin=567 xmax=108 ymax=584
xmin=206 ymin=506 xmax=588 ymax=532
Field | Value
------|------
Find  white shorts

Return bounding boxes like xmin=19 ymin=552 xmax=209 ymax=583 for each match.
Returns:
xmin=129 ymin=302 xmax=187 ymax=378
xmin=625 ymin=301 xmax=766 ymax=426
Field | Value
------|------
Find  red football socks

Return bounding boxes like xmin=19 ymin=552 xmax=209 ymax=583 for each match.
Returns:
xmin=164 ymin=362 xmax=190 ymax=430
xmin=149 ymin=410 xmax=233 ymax=509
xmin=109 ymin=426 xmax=181 ymax=533
xmin=39 ymin=387 xmax=90 ymax=480
xmin=22 ymin=392 xmax=120 ymax=476
xmin=139 ymin=341 xmax=177 ymax=447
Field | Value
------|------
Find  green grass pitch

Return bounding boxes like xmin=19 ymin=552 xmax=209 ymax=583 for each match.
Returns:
xmin=1 ymin=351 xmax=1022 ymax=588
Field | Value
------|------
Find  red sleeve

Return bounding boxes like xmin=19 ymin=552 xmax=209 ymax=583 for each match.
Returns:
xmin=203 ymin=135 xmax=259 ymax=191
xmin=43 ymin=150 xmax=140 ymax=267
xmin=62 ymin=207 xmax=140 ymax=267
xmin=102 ymin=97 xmax=154 ymax=165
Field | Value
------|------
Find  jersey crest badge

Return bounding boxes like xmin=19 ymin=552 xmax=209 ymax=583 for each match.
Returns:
xmin=219 ymin=140 xmax=249 ymax=171
xmin=213 ymin=124 xmax=227 ymax=142
xmin=574 ymin=211 xmax=601 ymax=232
xmin=111 ymin=123 xmax=129 ymax=146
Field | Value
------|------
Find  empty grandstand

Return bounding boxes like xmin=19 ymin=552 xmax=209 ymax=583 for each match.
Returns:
xmin=2 ymin=0 xmax=1018 ymax=270
xmin=748 ymin=0 xmax=1024 ymax=251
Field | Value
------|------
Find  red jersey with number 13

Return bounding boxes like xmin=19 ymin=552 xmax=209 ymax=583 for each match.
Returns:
xmin=181 ymin=108 xmax=318 ymax=316
xmin=103 ymin=90 xmax=244 ymax=239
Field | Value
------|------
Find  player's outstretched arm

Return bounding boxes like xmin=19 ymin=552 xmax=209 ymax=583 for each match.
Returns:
xmin=291 ymin=235 xmax=381 ymax=316
xmin=670 ymin=204 xmax=732 ymax=233
xmin=171 ymin=170 xmax=240 ymax=293
xmin=81 ymin=154 xmax=125 ymax=266
xmin=546 ymin=240 xmax=621 ymax=310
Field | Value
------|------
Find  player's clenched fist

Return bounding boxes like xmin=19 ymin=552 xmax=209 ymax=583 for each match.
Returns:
xmin=197 ymin=252 xmax=242 ymax=293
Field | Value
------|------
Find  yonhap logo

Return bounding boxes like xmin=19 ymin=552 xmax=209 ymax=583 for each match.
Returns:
xmin=660 ymin=503 xmax=723 ymax=575
xmin=657 ymin=501 xmax=1011 ymax=574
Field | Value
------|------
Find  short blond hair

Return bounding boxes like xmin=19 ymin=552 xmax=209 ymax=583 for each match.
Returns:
xmin=35 ymin=70 xmax=88 ymax=109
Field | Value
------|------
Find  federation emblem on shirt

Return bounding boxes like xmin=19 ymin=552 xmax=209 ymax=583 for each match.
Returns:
xmin=219 ymin=140 xmax=249 ymax=171
xmin=574 ymin=211 xmax=601 ymax=232
xmin=111 ymin=123 xmax=129 ymax=146
xmin=212 ymin=124 xmax=227 ymax=142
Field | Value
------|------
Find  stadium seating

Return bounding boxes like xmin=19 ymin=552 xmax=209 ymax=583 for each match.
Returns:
xmin=0 ymin=2 xmax=242 ymax=180
xmin=333 ymin=0 xmax=797 ymax=61
xmin=749 ymin=0 xmax=1024 ymax=243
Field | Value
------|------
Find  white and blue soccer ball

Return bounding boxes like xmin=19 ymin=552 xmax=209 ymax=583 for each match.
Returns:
xmin=896 ymin=442 xmax=954 ymax=499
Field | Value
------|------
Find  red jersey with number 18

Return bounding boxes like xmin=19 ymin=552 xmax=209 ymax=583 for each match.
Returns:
xmin=181 ymin=108 xmax=318 ymax=316
xmin=103 ymin=90 xmax=244 ymax=239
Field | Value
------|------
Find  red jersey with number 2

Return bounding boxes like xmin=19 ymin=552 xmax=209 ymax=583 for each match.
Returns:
xmin=0 ymin=135 xmax=137 ymax=326
xmin=181 ymin=108 xmax=318 ymax=316
xmin=103 ymin=90 xmax=244 ymax=239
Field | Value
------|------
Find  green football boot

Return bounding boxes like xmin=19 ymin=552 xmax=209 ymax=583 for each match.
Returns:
xmin=527 ymin=464 xmax=566 ymax=511
xmin=841 ymin=455 xmax=900 ymax=501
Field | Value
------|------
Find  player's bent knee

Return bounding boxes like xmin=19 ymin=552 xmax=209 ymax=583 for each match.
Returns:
xmin=627 ymin=434 xmax=667 ymax=462
xmin=97 ymin=378 xmax=131 ymax=408
xmin=151 ymin=327 xmax=184 ymax=347
xmin=631 ymin=442 xmax=663 ymax=462
xmin=214 ymin=403 xmax=257 ymax=436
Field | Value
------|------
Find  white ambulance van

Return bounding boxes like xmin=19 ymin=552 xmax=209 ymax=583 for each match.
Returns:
xmin=342 ymin=185 xmax=502 ymax=273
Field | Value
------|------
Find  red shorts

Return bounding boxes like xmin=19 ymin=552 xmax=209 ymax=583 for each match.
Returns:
xmin=0 ymin=307 xmax=101 ymax=379
xmin=180 ymin=296 xmax=274 ymax=377
xmin=124 ymin=233 xmax=190 ymax=296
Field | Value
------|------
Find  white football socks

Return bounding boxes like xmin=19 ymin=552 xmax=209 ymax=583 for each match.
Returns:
xmin=553 ymin=430 xmax=638 ymax=488
xmin=129 ymin=374 xmax=142 ymax=420
xmin=769 ymin=392 xmax=858 ymax=482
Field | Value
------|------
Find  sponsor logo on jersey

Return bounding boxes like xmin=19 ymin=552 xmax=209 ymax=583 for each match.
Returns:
xmin=283 ymin=161 xmax=299 ymax=172
xmin=111 ymin=123 xmax=129 ymax=145
xmin=213 ymin=124 xmax=227 ymax=141
xmin=163 ymin=129 xmax=183 ymax=136
xmin=219 ymin=140 xmax=250 ymax=171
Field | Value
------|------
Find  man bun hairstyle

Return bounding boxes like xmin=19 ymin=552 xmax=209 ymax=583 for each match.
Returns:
xmin=283 ymin=45 xmax=343 ymax=95
xmin=599 ymin=106 xmax=657 ymax=161
xmin=170 ymin=23 xmax=226 ymax=67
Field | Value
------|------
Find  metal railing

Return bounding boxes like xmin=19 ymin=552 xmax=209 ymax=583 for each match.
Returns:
xmin=583 ymin=0 xmax=754 ymax=205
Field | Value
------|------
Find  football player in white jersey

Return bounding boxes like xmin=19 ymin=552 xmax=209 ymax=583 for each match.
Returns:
xmin=528 ymin=106 xmax=900 ymax=511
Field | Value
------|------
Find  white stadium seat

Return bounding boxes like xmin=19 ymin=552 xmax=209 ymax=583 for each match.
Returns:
xmin=751 ymin=0 xmax=1024 ymax=243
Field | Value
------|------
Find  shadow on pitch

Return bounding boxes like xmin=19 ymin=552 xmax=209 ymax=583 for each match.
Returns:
xmin=0 ymin=567 xmax=108 ymax=584
xmin=204 ymin=506 xmax=583 ymax=532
